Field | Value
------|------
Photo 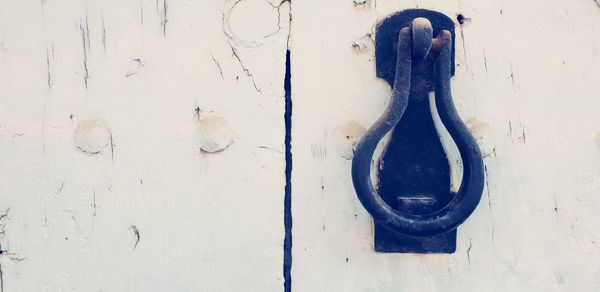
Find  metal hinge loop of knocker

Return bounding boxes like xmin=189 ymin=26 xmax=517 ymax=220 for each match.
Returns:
xmin=351 ymin=9 xmax=485 ymax=253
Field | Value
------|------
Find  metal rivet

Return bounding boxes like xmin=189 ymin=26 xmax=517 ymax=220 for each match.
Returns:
xmin=198 ymin=116 xmax=233 ymax=153
xmin=74 ymin=119 xmax=112 ymax=154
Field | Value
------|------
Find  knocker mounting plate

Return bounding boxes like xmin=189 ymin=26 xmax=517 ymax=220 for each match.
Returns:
xmin=377 ymin=9 xmax=457 ymax=253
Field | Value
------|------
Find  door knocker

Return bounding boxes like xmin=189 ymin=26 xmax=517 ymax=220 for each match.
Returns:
xmin=351 ymin=9 xmax=485 ymax=253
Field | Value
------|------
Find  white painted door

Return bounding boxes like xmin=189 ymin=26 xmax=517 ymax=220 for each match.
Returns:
xmin=0 ymin=0 xmax=290 ymax=291
xmin=2 ymin=0 xmax=600 ymax=291
xmin=290 ymin=0 xmax=600 ymax=291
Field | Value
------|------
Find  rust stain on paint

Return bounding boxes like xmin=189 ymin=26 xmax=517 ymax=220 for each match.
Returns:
xmin=331 ymin=121 xmax=366 ymax=159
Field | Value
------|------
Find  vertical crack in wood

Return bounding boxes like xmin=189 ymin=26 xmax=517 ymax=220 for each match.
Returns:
xmin=139 ymin=0 xmax=144 ymax=28
xmin=161 ymin=0 xmax=168 ymax=36
xmin=554 ymin=193 xmax=559 ymax=219
xmin=110 ymin=133 xmax=115 ymax=161
xmin=79 ymin=18 xmax=90 ymax=89
xmin=209 ymin=51 xmax=225 ymax=80
xmin=466 ymin=238 xmax=473 ymax=265
xmin=92 ymin=188 xmax=97 ymax=216
xmin=283 ymin=49 xmax=292 ymax=292
xmin=130 ymin=225 xmax=141 ymax=250
xmin=228 ymin=43 xmax=261 ymax=93
xmin=484 ymin=165 xmax=495 ymax=246
xmin=101 ymin=13 xmax=107 ymax=54
xmin=0 ymin=261 xmax=3 ymax=292
xmin=46 ymin=45 xmax=53 ymax=89
xmin=0 ymin=208 xmax=10 ymax=292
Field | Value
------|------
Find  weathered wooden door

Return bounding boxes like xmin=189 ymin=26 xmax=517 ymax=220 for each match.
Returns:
xmin=290 ymin=1 xmax=600 ymax=291
xmin=1 ymin=0 xmax=600 ymax=291
xmin=0 ymin=0 xmax=290 ymax=290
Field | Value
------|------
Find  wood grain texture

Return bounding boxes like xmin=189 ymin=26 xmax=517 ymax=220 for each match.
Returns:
xmin=290 ymin=0 xmax=600 ymax=291
xmin=0 ymin=0 xmax=290 ymax=290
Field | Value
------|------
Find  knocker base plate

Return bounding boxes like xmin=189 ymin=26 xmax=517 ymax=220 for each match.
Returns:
xmin=375 ymin=223 xmax=456 ymax=253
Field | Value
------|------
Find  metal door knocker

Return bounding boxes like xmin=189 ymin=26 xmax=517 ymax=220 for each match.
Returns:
xmin=351 ymin=9 xmax=485 ymax=253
